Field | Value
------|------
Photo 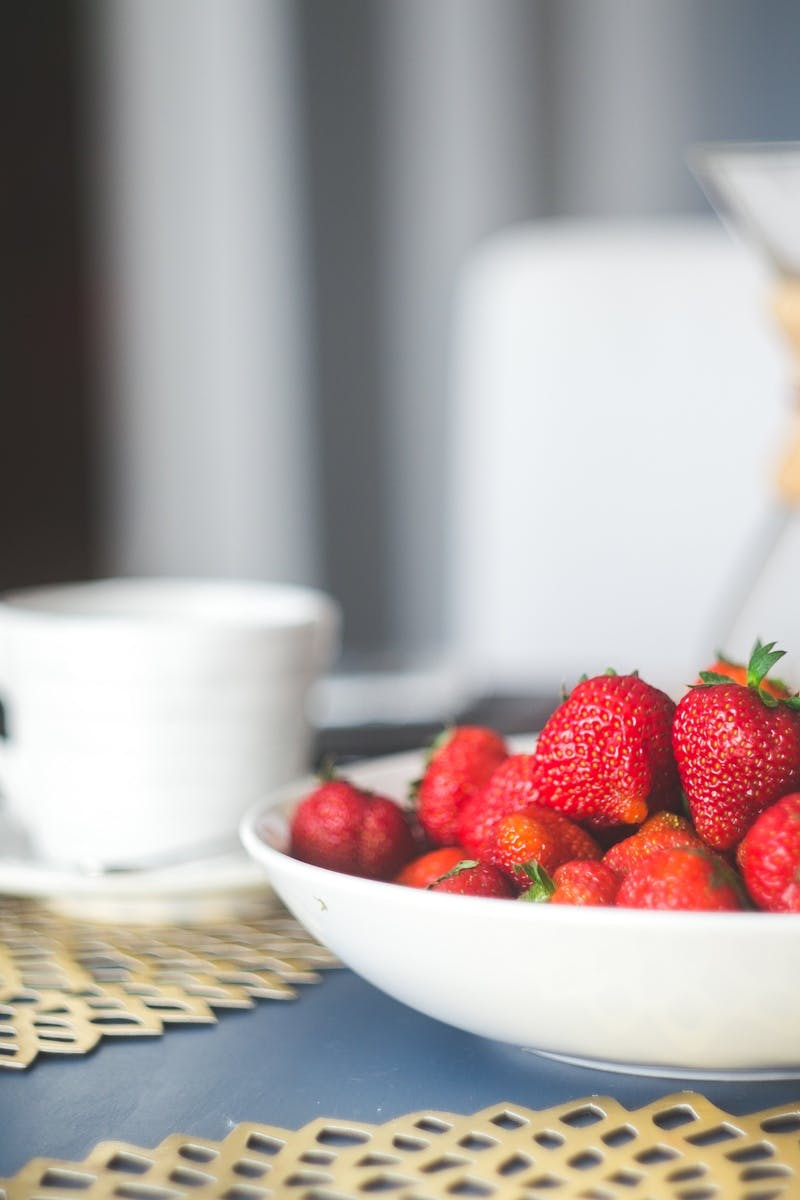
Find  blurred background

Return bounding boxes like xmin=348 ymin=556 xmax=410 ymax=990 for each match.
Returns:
xmin=4 ymin=0 xmax=800 ymax=741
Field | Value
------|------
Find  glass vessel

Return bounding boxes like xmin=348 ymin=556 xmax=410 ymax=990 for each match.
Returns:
xmin=691 ymin=142 xmax=800 ymax=685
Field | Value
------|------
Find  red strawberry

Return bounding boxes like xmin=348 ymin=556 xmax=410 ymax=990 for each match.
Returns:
xmin=514 ymin=859 xmax=619 ymax=905
xmin=532 ymin=670 xmax=680 ymax=828
xmin=490 ymin=804 xmax=601 ymax=888
xmin=603 ymin=812 xmax=704 ymax=879
xmin=394 ymin=846 xmax=469 ymax=888
xmin=428 ymin=859 xmax=515 ymax=898
xmin=290 ymin=777 xmax=416 ymax=880
xmin=616 ymin=847 xmax=745 ymax=911
xmin=673 ymin=640 xmax=800 ymax=851
xmin=550 ymin=860 xmax=621 ymax=906
xmin=414 ymin=725 xmax=507 ymax=846
xmin=456 ymin=754 xmax=542 ymax=859
xmin=736 ymin=793 xmax=800 ymax=912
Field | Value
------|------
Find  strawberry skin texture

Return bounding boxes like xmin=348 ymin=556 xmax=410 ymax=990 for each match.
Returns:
xmin=428 ymin=861 xmax=515 ymax=898
xmin=457 ymin=754 xmax=543 ymax=859
xmin=672 ymin=684 xmax=800 ymax=851
xmin=290 ymin=780 xmax=416 ymax=880
xmin=490 ymin=805 xmax=601 ymax=887
xmin=737 ymin=793 xmax=800 ymax=912
xmin=551 ymin=860 xmax=620 ymax=906
xmin=616 ymin=847 xmax=745 ymax=911
xmin=532 ymin=673 xmax=680 ymax=828
xmin=416 ymin=726 xmax=507 ymax=846
xmin=603 ymin=812 xmax=703 ymax=879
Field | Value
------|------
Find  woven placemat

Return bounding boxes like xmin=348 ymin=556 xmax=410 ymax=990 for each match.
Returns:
xmin=0 ymin=896 xmax=339 ymax=1069
xmin=2 ymin=1092 xmax=798 ymax=1198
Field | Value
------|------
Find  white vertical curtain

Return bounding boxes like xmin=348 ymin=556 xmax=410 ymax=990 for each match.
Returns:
xmin=88 ymin=0 xmax=317 ymax=586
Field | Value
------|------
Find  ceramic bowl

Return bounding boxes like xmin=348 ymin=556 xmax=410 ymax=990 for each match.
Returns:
xmin=240 ymin=747 xmax=800 ymax=1079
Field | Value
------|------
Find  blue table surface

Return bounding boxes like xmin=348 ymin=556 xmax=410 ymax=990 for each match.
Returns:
xmin=3 ymin=706 xmax=799 ymax=1179
xmin=2 ymin=964 xmax=800 ymax=1179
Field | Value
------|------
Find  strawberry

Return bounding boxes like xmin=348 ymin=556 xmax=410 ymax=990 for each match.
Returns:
xmin=532 ymin=670 xmax=680 ymax=828
xmin=736 ymin=793 xmax=800 ymax=912
xmin=414 ymin=725 xmax=507 ymax=846
xmin=603 ymin=812 xmax=703 ymax=879
xmin=428 ymin=859 xmax=515 ymax=898
xmin=290 ymin=777 xmax=416 ymax=880
xmin=550 ymin=860 xmax=621 ymax=906
xmin=394 ymin=846 xmax=469 ymax=888
xmin=513 ymin=858 xmax=618 ymax=906
xmin=490 ymin=804 xmax=601 ymax=888
xmin=616 ymin=846 xmax=745 ymax=911
xmin=456 ymin=754 xmax=542 ymax=859
xmin=673 ymin=640 xmax=800 ymax=851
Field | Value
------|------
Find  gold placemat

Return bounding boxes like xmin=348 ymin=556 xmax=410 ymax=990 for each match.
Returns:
xmin=0 ymin=896 xmax=339 ymax=1069
xmin=2 ymin=1093 xmax=799 ymax=1198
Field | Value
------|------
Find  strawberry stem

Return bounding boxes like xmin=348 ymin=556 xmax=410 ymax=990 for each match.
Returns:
xmin=516 ymin=860 xmax=556 ymax=903
xmin=317 ymin=758 xmax=339 ymax=782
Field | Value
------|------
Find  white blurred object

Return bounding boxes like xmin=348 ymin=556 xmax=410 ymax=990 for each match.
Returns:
xmin=447 ymin=218 xmax=792 ymax=697
xmin=690 ymin=142 xmax=800 ymax=275
xmin=0 ymin=579 xmax=339 ymax=868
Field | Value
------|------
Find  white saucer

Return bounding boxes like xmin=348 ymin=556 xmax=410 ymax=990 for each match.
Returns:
xmin=0 ymin=808 xmax=271 ymax=924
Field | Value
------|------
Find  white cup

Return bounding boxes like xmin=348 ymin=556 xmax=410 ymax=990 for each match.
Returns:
xmin=0 ymin=578 xmax=339 ymax=869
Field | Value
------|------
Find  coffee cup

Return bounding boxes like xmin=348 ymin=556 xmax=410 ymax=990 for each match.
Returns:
xmin=0 ymin=578 xmax=339 ymax=869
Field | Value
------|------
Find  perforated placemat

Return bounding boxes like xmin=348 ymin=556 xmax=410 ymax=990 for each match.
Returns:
xmin=2 ymin=1093 xmax=799 ymax=1198
xmin=0 ymin=897 xmax=339 ymax=1069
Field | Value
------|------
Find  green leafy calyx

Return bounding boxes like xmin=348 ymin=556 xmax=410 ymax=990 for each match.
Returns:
xmin=697 ymin=670 xmax=737 ymax=686
xmin=427 ymin=859 xmax=479 ymax=887
xmin=749 ymin=639 xmax=800 ymax=710
xmin=747 ymin=639 xmax=787 ymax=691
xmin=515 ymin=860 xmax=556 ymax=903
xmin=698 ymin=639 xmax=800 ymax=711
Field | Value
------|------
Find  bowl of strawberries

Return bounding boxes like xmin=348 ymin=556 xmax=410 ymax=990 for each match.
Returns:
xmin=240 ymin=641 xmax=800 ymax=1078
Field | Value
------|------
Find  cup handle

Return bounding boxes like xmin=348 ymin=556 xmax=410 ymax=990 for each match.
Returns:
xmin=0 ymin=639 xmax=21 ymax=818
xmin=0 ymin=738 xmax=21 ymax=825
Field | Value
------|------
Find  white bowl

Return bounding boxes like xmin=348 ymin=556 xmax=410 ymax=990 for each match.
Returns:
xmin=240 ymin=746 xmax=800 ymax=1079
